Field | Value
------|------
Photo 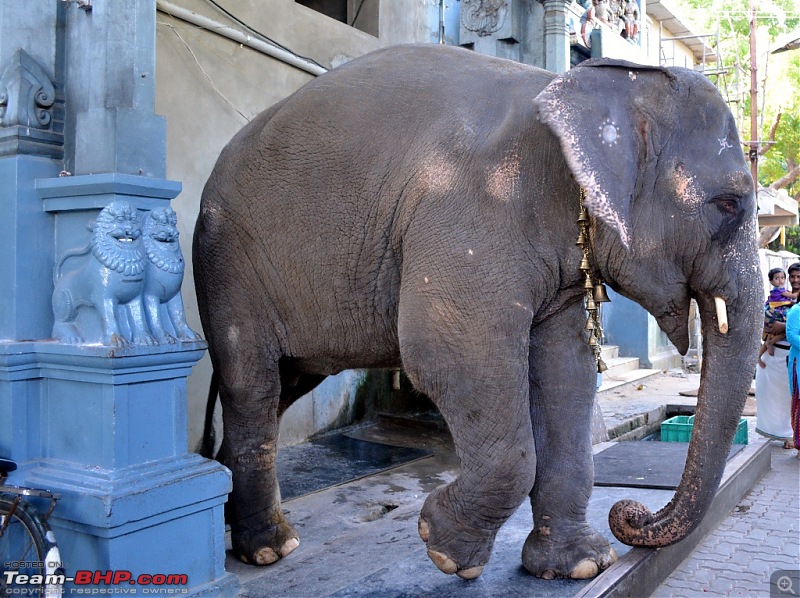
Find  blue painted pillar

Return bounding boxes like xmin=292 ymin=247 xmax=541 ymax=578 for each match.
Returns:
xmin=543 ymin=0 xmax=572 ymax=73
xmin=0 ymin=1 xmax=237 ymax=594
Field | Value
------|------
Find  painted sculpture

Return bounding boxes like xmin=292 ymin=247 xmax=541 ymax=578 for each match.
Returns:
xmin=52 ymin=201 xmax=198 ymax=347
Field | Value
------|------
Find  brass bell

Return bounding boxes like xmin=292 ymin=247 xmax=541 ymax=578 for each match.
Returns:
xmin=585 ymin=297 xmax=596 ymax=311
xmin=576 ymin=232 xmax=586 ymax=247
xmin=593 ymin=283 xmax=611 ymax=303
xmin=597 ymin=359 xmax=608 ymax=373
xmin=588 ymin=334 xmax=598 ymax=347
xmin=577 ymin=209 xmax=589 ymax=224
xmin=584 ymin=276 xmax=594 ymax=291
xmin=580 ymin=256 xmax=591 ymax=271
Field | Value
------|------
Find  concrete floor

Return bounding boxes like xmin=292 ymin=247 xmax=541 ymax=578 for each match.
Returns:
xmin=224 ymin=401 xmax=769 ymax=598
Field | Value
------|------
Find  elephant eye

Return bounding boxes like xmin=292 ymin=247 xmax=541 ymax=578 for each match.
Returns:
xmin=713 ymin=196 xmax=739 ymax=216
xmin=706 ymin=194 xmax=744 ymax=240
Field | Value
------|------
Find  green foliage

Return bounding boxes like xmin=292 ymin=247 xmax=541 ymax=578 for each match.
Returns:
xmin=769 ymin=225 xmax=800 ymax=253
xmin=761 ymin=111 xmax=800 ymax=196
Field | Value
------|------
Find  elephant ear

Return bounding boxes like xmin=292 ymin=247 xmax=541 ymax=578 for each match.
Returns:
xmin=534 ymin=59 xmax=676 ymax=249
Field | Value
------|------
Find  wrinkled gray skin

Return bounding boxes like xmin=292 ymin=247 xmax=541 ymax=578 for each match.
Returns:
xmin=193 ymin=44 xmax=761 ymax=579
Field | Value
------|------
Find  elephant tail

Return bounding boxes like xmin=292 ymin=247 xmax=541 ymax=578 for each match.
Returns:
xmin=199 ymin=370 xmax=220 ymax=459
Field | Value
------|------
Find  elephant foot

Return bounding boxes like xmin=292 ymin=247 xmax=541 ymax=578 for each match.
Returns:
xmin=522 ymin=522 xmax=617 ymax=579
xmin=232 ymin=519 xmax=300 ymax=566
xmin=417 ymin=486 xmax=496 ymax=579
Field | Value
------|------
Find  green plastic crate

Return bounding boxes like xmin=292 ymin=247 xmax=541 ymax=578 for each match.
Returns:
xmin=660 ymin=415 xmax=748 ymax=445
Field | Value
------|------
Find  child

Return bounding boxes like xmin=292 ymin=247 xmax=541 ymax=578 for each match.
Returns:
xmin=758 ymin=268 xmax=796 ymax=367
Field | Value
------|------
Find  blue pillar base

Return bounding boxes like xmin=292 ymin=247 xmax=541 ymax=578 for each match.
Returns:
xmin=0 ymin=341 xmax=238 ymax=596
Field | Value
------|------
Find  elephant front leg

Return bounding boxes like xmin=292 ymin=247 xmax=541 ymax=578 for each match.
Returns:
xmin=400 ymin=292 xmax=536 ymax=579
xmin=522 ymin=301 xmax=617 ymax=579
xmin=220 ymin=384 xmax=300 ymax=565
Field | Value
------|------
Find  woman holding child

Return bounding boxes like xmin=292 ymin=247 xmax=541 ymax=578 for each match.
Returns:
xmin=756 ymin=263 xmax=800 ymax=455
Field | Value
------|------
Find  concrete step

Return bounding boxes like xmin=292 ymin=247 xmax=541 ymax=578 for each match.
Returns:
xmin=602 ymin=355 xmax=640 ymax=377
xmin=598 ymin=366 xmax=662 ymax=393
xmin=600 ymin=344 xmax=619 ymax=361
xmin=232 ymin=420 xmax=770 ymax=598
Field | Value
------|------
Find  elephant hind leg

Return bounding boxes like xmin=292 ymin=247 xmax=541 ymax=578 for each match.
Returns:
xmin=278 ymin=357 xmax=327 ymax=417
xmin=210 ymin=335 xmax=300 ymax=566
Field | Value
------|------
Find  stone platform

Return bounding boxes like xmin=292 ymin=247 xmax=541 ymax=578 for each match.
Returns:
xmin=226 ymin=413 xmax=770 ymax=597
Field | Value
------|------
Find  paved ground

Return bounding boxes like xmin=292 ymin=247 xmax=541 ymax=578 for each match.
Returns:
xmin=654 ymin=444 xmax=799 ymax=597
xmin=598 ymin=370 xmax=800 ymax=597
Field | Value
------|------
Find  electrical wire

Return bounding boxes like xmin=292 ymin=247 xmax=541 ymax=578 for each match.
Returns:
xmin=159 ymin=19 xmax=251 ymax=123
xmin=204 ymin=0 xmax=327 ymax=71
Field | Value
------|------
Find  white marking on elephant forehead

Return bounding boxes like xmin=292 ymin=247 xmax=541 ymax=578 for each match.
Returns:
xmin=599 ymin=118 xmax=620 ymax=146
xmin=718 ymin=138 xmax=733 ymax=155
xmin=424 ymin=277 xmax=429 ymax=284
xmin=513 ymin=301 xmax=533 ymax=314
xmin=468 ymin=249 xmax=474 ymax=255
xmin=628 ymin=71 xmax=637 ymax=80
xmin=488 ymin=154 xmax=520 ymax=201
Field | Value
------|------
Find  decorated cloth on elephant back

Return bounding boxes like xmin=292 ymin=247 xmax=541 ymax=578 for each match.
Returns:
xmin=783 ymin=304 xmax=800 ymax=456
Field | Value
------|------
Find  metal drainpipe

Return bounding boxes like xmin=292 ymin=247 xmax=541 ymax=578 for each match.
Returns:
xmin=156 ymin=0 xmax=328 ymax=76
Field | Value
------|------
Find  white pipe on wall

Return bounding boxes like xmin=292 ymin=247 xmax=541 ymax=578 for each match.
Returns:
xmin=156 ymin=0 xmax=328 ymax=76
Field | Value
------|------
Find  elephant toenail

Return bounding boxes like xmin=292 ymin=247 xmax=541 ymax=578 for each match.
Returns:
xmin=427 ymin=549 xmax=458 ymax=574
xmin=541 ymin=569 xmax=556 ymax=580
xmin=570 ymin=559 xmax=599 ymax=579
xmin=601 ymin=547 xmax=619 ymax=569
xmin=457 ymin=566 xmax=484 ymax=580
xmin=280 ymin=537 xmax=299 ymax=557
xmin=253 ymin=547 xmax=280 ymax=566
xmin=418 ymin=519 xmax=430 ymax=542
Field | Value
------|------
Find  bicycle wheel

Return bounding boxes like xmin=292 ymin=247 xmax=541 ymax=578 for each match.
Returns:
xmin=0 ymin=494 xmax=63 ymax=596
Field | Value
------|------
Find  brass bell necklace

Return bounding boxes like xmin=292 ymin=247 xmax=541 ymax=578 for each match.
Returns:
xmin=577 ymin=188 xmax=610 ymax=374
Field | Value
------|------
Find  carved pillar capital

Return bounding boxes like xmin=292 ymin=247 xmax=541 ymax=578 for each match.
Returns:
xmin=0 ymin=0 xmax=65 ymax=159
xmin=0 ymin=49 xmax=55 ymax=128
xmin=542 ymin=0 xmax=572 ymax=73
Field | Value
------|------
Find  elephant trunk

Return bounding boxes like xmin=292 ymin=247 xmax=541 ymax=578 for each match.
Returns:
xmin=608 ymin=288 xmax=761 ymax=547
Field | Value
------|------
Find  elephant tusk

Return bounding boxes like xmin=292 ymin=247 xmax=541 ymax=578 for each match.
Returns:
xmin=714 ymin=297 xmax=728 ymax=334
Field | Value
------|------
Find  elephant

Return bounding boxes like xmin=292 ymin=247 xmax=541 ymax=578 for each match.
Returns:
xmin=193 ymin=44 xmax=761 ymax=579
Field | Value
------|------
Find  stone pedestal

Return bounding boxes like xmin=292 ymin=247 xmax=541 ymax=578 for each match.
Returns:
xmin=0 ymin=172 xmax=238 ymax=595
xmin=1 ymin=343 xmax=237 ymax=595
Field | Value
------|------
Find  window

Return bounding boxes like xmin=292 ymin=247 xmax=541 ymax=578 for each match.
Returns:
xmin=296 ymin=0 xmax=379 ymax=37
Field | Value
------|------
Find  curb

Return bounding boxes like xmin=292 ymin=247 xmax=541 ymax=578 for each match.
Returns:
xmin=574 ymin=438 xmax=771 ymax=597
